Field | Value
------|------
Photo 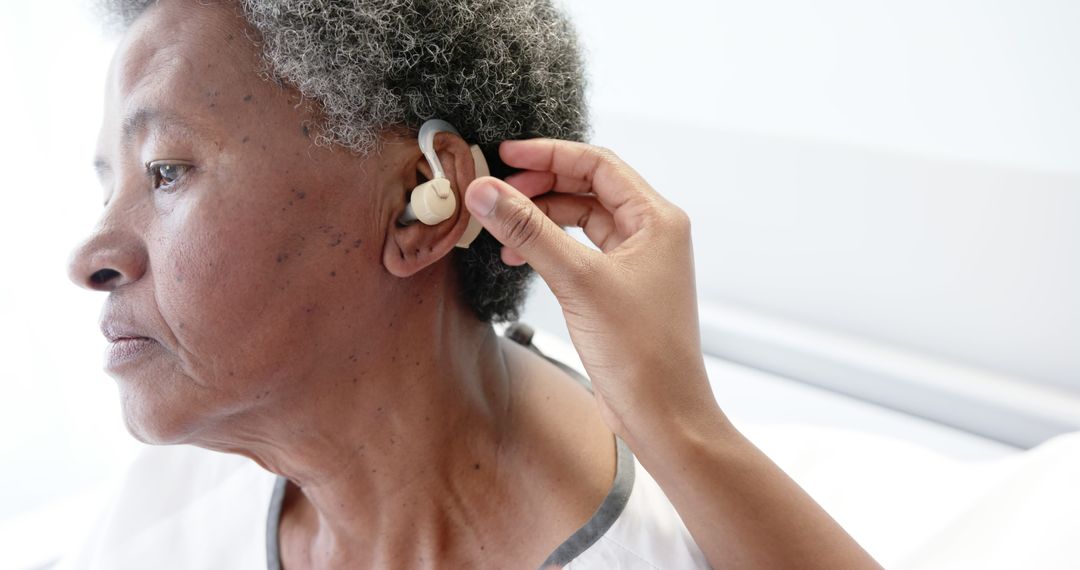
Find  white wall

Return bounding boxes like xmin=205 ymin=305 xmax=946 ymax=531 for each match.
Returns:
xmin=0 ymin=0 xmax=135 ymax=527
xmin=567 ymin=0 xmax=1080 ymax=175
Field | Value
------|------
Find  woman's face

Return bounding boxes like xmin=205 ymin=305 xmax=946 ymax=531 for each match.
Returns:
xmin=67 ymin=1 xmax=408 ymax=443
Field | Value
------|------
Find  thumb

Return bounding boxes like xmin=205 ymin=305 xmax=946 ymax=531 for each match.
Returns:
xmin=464 ymin=176 xmax=591 ymax=278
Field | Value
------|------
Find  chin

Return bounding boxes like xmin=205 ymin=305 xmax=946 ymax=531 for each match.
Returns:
xmin=117 ymin=384 xmax=209 ymax=445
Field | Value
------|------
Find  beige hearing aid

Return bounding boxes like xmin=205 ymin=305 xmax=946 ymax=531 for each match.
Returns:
xmin=397 ymin=118 xmax=486 ymax=249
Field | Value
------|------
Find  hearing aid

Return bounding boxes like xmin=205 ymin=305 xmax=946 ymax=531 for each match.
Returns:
xmin=397 ymin=118 xmax=487 ymax=249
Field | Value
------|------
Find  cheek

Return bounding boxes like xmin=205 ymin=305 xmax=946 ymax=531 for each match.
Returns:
xmin=150 ymin=178 xmax=389 ymax=392
xmin=153 ymin=187 xmax=309 ymax=385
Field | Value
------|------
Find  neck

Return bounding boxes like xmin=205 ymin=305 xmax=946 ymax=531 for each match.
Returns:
xmin=193 ymin=282 xmax=525 ymax=565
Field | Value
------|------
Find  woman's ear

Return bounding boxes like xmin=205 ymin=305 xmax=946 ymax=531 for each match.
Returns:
xmin=382 ymin=131 xmax=478 ymax=278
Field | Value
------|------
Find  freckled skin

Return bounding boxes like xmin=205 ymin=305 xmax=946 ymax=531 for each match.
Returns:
xmin=71 ymin=2 xmax=421 ymax=441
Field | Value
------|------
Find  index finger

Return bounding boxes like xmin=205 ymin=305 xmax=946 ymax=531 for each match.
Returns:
xmin=498 ymin=139 xmax=658 ymax=212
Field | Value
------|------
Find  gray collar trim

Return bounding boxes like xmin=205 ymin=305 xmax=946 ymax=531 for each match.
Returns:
xmin=266 ymin=476 xmax=287 ymax=570
xmin=538 ymin=435 xmax=636 ymax=568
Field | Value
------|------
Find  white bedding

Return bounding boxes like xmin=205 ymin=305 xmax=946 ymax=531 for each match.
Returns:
xmin=744 ymin=424 xmax=1080 ymax=569
xmin=531 ymin=327 xmax=1080 ymax=568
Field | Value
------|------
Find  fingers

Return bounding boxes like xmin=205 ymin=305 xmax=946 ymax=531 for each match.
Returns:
xmin=471 ymin=140 xmax=669 ymax=275
xmin=503 ymin=170 xmax=555 ymax=198
xmin=495 ymin=193 xmax=623 ymax=267
xmin=505 ymin=170 xmax=592 ymax=198
xmin=464 ymin=176 xmax=600 ymax=280
xmin=533 ymin=194 xmax=623 ymax=253
xmin=499 ymin=139 xmax=658 ymax=211
xmin=499 ymin=138 xmax=608 ymax=179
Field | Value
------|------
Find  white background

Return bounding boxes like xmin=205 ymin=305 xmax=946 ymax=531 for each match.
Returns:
xmin=1 ymin=0 xmax=1077 ymax=566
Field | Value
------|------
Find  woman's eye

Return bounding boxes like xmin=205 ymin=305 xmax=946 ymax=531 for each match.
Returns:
xmin=147 ymin=162 xmax=191 ymax=191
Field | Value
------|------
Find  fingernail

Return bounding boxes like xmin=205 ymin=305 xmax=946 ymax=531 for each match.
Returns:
xmin=467 ymin=182 xmax=499 ymax=218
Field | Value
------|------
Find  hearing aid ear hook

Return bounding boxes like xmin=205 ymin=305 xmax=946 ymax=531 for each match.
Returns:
xmin=397 ymin=119 xmax=487 ymax=249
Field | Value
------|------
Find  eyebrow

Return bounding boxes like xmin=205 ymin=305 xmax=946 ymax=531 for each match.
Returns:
xmin=122 ymin=107 xmax=197 ymax=145
xmin=92 ymin=107 xmax=198 ymax=178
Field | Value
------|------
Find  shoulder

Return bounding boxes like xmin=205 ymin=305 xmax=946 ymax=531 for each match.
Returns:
xmin=567 ymin=457 xmax=711 ymax=570
xmin=55 ymin=444 xmax=276 ymax=570
xmin=516 ymin=326 xmax=710 ymax=569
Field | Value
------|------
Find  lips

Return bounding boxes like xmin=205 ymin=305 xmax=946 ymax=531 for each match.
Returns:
xmin=100 ymin=307 xmax=155 ymax=344
xmin=98 ymin=302 xmax=161 ymax=370
xmin=101 ymin=325 xmax=151 ymax=343
xmin=104 ymin=336 xmax=157 ymax=369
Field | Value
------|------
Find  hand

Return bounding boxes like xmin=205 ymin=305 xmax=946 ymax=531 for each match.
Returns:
xmin=463 ymin=139 xmax=719 ymax=443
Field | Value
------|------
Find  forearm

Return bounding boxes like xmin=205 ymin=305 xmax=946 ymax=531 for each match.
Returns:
xmin=623 ymin=375 xmax=883 ymax=570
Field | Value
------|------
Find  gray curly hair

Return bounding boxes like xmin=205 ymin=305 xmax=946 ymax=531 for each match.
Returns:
xmin=96 ymin=0 xmax=590 ymax=323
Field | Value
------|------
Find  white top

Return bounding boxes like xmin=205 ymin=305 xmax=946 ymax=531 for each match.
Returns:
xmin=55 ymin=327 xmax=709 ymax=569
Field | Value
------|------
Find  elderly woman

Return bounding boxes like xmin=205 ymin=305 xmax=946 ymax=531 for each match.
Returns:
xmin=64 ymin=0 xmax=879 ymax=568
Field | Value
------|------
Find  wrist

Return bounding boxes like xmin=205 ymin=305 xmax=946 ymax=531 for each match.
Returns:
xmin=616 ymin=367 xmax=733 ymax=459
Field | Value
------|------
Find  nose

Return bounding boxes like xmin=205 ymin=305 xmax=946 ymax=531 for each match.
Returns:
xmin=67 ymin=226 xmax=148 ymax=292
